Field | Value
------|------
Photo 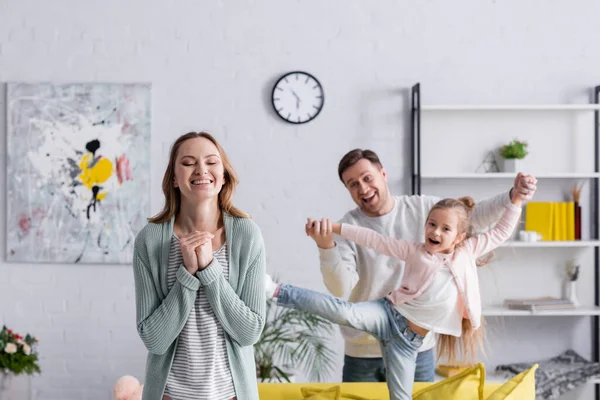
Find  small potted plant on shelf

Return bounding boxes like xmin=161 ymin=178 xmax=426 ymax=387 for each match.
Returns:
xmin=0 ymin=326 xmax=40 ymax=400
xmin=255 ymin=298 xmax=336 ymax=383
xmin=498 ymin=139 xmax=529 ymax=173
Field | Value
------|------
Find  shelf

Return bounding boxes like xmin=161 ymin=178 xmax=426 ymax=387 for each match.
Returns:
xmin=421 ymin=173 xmax=600 ymax=179
xmin=500 ymin=240 xmax=600 ymax=248
xmin=482 ymin=306 xmax=600 ymax=316
xmin=421 ymin=104 xmax=600 ymax=111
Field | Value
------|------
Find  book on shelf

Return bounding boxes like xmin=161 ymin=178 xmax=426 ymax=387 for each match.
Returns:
xmin=525 ymin=202 xmax=576 ymax=241
xmin=503 ymin=296 xmax=575 ymax=311
xmin=525 ymin=202 xmax=554 ymax=240
xmin=575 ymin=202 xmax=582 ymax=240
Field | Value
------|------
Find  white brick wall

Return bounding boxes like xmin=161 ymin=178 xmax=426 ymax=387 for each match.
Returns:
xmin=1 ymin=1 xmax=600 ymax=399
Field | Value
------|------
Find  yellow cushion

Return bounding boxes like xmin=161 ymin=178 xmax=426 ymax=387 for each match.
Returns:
xmin=301 ymin=385 xmax=376 ymax=400
xmin=301 ymin=385 xmax=341 ymax=400
xmin=412 ymin=363 xmax=485 ymax=400
xmin=258 ymin=382 xmax=392 ymax=399
xmin=486 ymin=364 xmax=538 ymax=400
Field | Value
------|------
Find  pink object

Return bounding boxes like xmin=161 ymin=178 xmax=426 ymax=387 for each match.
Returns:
xmin=130 ymin=384 xmax=143 ymax=400
xmin=116 ymin=155 xmax=133 ymax=185
xmin=273 ymin=284 xmax=281 ymax=298
xmin=114 ymin=375 xmax=143 ymax=400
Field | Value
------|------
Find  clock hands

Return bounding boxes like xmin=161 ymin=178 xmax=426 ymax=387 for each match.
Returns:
xmin=291 ymin=90 xmax=301 ymax=109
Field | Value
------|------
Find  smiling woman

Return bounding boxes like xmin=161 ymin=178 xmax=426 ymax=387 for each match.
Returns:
xmin=132 ymin=132 xmax=266 ymax=400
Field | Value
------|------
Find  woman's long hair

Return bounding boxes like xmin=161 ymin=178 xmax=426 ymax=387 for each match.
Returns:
xmin=431 ymin=197 xmax=487 ymax=364
xmin=148 ymin=132 xmax=248 ymax=223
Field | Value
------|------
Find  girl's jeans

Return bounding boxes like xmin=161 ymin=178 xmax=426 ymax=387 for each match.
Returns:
xmin=277 ymin=284 xmax=424 ymax=400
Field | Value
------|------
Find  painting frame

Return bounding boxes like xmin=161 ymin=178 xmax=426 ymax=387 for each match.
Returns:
xmin=6 ymin=82 xmax=151 ymax=264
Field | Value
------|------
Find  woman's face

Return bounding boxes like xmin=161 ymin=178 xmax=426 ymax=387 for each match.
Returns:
xmin=173 ymin=137 xmax=226 ymax=203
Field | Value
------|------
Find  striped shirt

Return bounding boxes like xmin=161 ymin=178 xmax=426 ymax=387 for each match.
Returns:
xmin=164 ymin=234 xmax=236 ymax=400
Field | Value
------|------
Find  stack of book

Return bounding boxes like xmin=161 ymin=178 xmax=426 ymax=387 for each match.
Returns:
xmin=503 ymin=297 xmax=575 ymax=311
xmin=525 ymin=202 xmax=580 ymax=241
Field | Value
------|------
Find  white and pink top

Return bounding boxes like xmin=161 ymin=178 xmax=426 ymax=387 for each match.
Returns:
xmin=340 ymin=203 xmax=521 ymax=336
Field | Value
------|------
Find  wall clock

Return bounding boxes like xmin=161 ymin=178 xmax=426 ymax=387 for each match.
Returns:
xmin=271 ymin=71 xmax=324 ymax=124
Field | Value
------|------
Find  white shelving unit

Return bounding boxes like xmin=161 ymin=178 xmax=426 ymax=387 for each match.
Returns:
xmin=411 ymin=83 xmax=600 ymax=398
xmin=500 ymin=240 xmax=600 ymax=248
xmin=483 ymin=306 xmax=600 ymax=317
xmin=422 ymin=104 xmax=600 ymax=111
xmin=422 ymin=173 xmax=600 ymax=179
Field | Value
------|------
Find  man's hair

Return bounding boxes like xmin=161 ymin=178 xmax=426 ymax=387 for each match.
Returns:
xmin=337 ymin=149 xmax=383 ymax=183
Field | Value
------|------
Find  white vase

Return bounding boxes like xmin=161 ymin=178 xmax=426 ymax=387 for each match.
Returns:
xmin=564 ymin=281 xmax=579 ymax=307
xmin=502 ymin=158 xmax=520 ymax=173
xmin=0 ymin=373 xmax=31 ymax=400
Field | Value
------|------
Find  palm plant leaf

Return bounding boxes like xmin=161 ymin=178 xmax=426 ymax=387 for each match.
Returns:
xmin=254 ymin=298 xmax=337 ymax=382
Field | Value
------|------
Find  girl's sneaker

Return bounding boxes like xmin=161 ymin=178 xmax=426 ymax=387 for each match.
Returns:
xmin=264 ymin=273 xmax=280 ymax=298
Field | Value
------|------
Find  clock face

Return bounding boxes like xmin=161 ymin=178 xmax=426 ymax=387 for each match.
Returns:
xmin=272 ymin=71 xmax=324 ymax=124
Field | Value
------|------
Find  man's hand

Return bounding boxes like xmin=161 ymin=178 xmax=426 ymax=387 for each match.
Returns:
xmin=511 ymin=172 xmax=537 ymax=204
xmin=305 ymin=218 xmax=335 ymax=249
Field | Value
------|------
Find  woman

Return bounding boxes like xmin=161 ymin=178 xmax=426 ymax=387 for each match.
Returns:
xmin=133 ymin=132 xmax=266 ymax=400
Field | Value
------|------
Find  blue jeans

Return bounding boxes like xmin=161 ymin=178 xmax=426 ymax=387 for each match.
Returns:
xmin=342 ymin=348 xmax=435 ymax=383
xmin=277 ymin=284 xmax=425 ymax=400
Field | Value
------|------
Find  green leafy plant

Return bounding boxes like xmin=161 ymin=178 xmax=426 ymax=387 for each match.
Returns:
xmin=499 ymin=139 xmax=529 ymax=159
xmin=255 ymin=298 xmax=336 ymax=382
xmin=0 ymin=326 xmax=40 ymax=375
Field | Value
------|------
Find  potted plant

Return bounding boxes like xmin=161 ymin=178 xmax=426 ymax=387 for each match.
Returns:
xmin=0 ymin=326 xmax=40 ymax=400
xmin=498 ymin=139 xmax=529 ymax=172
xmin=255 ymin=298 xmax=336 ymax=383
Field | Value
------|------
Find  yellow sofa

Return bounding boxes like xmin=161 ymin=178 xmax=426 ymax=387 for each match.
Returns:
xmin=258 ymin=363 xmax=539 ymax=399
xmin=257 ymin=381 xmax=504 ymax=400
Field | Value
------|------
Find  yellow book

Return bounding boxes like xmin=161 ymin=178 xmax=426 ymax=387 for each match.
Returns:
xmin=566 ymin=202 xmax=575 ymax=241
xmin=552 ymin=202 xmax=562 ymax=241
xmin=525 ymin=202 xmax=554 ymax=241
xmin=562 ymin=203 xmax=569 ymax=241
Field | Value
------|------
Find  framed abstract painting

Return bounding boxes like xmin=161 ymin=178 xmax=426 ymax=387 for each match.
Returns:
xmin=6 ymin=83 xmax=151 ymax=264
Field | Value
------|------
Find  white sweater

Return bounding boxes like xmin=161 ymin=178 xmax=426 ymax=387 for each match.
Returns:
xmin=319 ymin=192 xmax=512 ymax=358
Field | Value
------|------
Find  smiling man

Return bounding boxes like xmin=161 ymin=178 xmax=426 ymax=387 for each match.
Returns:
xmin=306 ymin=148 xmax=537 ymax=384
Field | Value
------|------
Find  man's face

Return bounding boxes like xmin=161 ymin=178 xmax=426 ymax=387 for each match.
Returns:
xmin=341 ymin=158 xmax=392 ymax=217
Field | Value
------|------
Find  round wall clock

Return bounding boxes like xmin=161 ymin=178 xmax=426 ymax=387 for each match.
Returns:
xmin=271 ymin=71 xmax=324 ymax=124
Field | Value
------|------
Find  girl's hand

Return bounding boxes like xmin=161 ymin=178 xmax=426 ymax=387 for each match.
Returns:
xmin=305 ymin=218 xmax=335 ymax=249
xmin=179 ymin=231 xmax=214 ymax=274
xmin=196 ymin=237 xmax=214 ymax=270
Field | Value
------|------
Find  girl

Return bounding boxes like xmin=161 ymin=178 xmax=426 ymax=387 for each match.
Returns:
xmin=268 ymin=195 xmax=524 ymax=400
xmin=133 ymin=132 xmax=266 ymax=400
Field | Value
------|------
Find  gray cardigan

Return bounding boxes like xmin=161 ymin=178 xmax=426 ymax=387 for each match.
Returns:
xmin=133 ymin=213 xmax=266 ymax=400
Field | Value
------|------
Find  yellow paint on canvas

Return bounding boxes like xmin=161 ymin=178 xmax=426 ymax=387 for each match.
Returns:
xmin=78 ymin=154 xmax=113 ymax=189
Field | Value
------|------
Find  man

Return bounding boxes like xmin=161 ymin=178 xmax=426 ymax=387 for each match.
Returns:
xmin=306 ymin=149 xmax=537 ymax=383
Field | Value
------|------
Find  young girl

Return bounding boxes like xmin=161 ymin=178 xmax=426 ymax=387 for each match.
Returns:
xmin=269 ymin=195 xmax=523 ymax=400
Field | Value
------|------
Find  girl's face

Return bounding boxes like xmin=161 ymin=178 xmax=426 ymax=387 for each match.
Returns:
xmin=173 ymin=137 xmax=225 ymax=203
xmin=424 ymin=208 xmax=466 ymax=254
